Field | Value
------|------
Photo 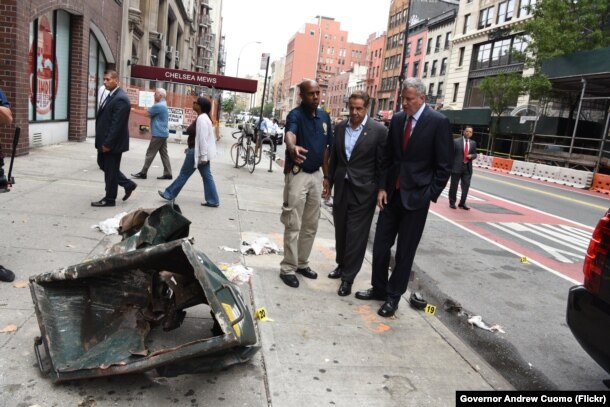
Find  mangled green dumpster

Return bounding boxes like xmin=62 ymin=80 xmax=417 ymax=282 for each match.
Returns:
xmin=29 ymin=204 xmax=259 ymax=383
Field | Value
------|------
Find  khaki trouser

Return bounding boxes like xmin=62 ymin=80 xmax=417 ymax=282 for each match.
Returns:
xmin=280 ymin=170 xmax=322 ymax=275
xmin=141 ymin=137 xmax=172 ymax=176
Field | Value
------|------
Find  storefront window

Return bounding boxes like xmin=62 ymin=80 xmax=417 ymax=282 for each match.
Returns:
xmin=88 ymin=34 xmax=108 ymax=118
xmin=29 ymin=10 xmax=71 ymax=122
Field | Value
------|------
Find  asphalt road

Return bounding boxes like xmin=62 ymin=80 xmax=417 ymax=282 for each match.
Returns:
xmin=408 ymin=168 xmax=610 ymax=390
xmin=265 ymin=133 xmax=609 ymax=390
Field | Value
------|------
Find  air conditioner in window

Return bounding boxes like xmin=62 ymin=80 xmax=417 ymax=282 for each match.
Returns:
xmin=166 ymin=46 xmax=174 ymax=58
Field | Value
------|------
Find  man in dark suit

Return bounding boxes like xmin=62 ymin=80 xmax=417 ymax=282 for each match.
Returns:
xmin=355 ymin=77 xmax=453 ymax=317
xmin=448 ymin=125 xmax=477 ymax=210
xmin=325 ymin=90 xmax=387 ymax=296
xmin=92 ymin=69 xmax=137 ymax=207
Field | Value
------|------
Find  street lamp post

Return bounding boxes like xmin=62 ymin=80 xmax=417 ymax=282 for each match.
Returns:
xmin=234 ymin=41 xmax=261 ymax=111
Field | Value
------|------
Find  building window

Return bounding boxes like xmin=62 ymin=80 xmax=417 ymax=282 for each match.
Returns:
xmin=440 ymin=57 xmax=447 ymax=75
xmin=463 ymin=14 xmax=471 ymax=34
xmin=423 ymin=62 xmax=429 ymax=78
xmin=519 ymin=0 xmax=537 ymax=17
xmin=471 ymin=35 xmax=528 ymax=70
xmin=428 ymin=83 xmax=434 ymax=96
xmin=444 ymin=32 xmax=451 ymax=49
xmin=478 ymin=7 xmax=494 ymax=29
xmin=412 ymin=61 xmax=419 ymax=77
xmin=415 ymin=38 xmax=423 ymax=55
xmin=435 ymin=35 xmax=442 ymax=52
xmin=427 ymin=38 xmax=433 ymax=54
xmin=497 ymin=0 xmax=515 ymax=23
xmin=437 ymin=81 xmax=444 ymax=97
xmin=458 ymin=47 xmax=465 ymax=66
xmin=431 ymin=60 xmax=438 ymax=76
xmin=29 ymin=10 xmax=72 ymax=122
xmin=452 ymin=83 xmax=459 ymax=103
xmin=406 ymin=42 xmax=411 ymax=56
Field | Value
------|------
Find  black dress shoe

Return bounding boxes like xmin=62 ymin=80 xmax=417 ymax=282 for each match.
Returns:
xmin=458 ymin=203 xmax=470 ymax=210
xmin=355 ymin=287 xmax=386 ymax=301
xmin=91 ymin=199 xmax=115 ymax=207
xmin=157 ymin=175 xmax=173 ymax=180
xmin=328 ymin=266 xmax=342 ymax=279
xmin=131 ymin=172 xmax=147 ymax=179
xmin=449 ymin=203 xmax=457 ymax=209
xmin=123 ymin=184 xmax=137 ymax=201
xmin=296 ymin=267 xmax=318 ymax=279
xmin=378 ymin=298 xmax=399 ymax=318
xmin=0 ymin=265 xmax=15 ymax=282
xmin=337 ymin=280 xmax=352 ymax=297
xmin=280 ymin=274 xmax=299 ymax=288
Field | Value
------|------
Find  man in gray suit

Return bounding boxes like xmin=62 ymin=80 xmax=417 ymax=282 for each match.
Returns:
xmin=448 ymin=125 xmax=477 ymax=210
xmin=92 ymin=69 xmax=137 ymax=207
xmin=325 ymin=90 xmax=388 ymax=296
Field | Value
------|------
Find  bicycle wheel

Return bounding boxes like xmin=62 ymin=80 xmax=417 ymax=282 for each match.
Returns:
xmin=230 ymin=143 xmax=239 ymax=166
xmin=246 ymin=146 xmax=256 ymax=173
xmin=238 ymin=144 xmax=248 ymax=168
xmin=254 ymin=136 xmax=264 ymax=165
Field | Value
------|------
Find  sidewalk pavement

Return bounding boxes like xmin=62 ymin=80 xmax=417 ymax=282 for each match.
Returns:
xmin=0 ymin=127 xmax=512 ymax=407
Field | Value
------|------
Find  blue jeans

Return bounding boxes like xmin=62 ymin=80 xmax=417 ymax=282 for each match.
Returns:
xmin=162 ymin=148 xmax=219 ymax=205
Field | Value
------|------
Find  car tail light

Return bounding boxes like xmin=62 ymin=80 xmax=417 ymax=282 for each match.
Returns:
xmin=583 ymin=210 xmax=610 ymax=294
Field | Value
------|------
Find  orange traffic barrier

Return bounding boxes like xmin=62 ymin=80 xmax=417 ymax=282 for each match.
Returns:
xmin=491 ymin=157 xmax=514 ymax=173
xmin=590 ymin=173 xmax=610 ymax=195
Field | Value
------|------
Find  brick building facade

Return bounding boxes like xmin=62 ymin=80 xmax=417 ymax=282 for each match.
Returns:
xmin=0 ymin=0 xmax=123 ymax=156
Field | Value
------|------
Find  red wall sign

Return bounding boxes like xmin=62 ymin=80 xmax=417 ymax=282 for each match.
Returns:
xmin=130 ymin=65 xmax=258 ymax=93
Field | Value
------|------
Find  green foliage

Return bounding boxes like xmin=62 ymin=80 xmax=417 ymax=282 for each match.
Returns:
xmin=480 ymin=74 xmax=526 ymax=117
xmin=221 ymin=98 xmax=235 ymax=113
xmin=263 ymin=102 xmax=274 ymax=117
xmin=522 ymin=73 xmax=553 ymax=100
xmin=520 ymin=0 xmax=610 ymax=64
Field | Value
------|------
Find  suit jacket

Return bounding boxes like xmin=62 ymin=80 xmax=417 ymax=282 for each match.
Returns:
xmin=95 ymin=87 xmax=131 ymax=154
xmin=379 ymin=106 xmax=453 ymax=210
xmin=329 ymin=118 xmax=388 ymax=204
xmin=452 ymin=137 xmax=477 ymax=173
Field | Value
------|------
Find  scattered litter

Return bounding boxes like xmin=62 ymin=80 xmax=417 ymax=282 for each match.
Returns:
xmin=13 ymin=280 xmax=28 ymax=288
xmin=0 ymin=324 xmax=18 ymax=333
xmin=91 ymin=212 xmax=128 ymax=235
xmin=66 ymin=244 xmax=75 ymax=248
xmin=219 ymin=246 xmax=239 ymax=252
xmin=218 ymin=262 xmax=253 ymax=283
xmin=240 ymin=237 xmax=281 ymax=255
xmin=467 ymin=315 xmax=505 ymax=333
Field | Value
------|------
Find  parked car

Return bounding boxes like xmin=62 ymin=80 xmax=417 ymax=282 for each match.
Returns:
xmin=567 ymin=207 xmax=610 ymax=374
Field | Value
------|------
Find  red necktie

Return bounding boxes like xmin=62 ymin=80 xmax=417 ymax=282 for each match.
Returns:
xmin=402 ymin=116 xmax=413 ymax=151
xmin=396 ymin=116 xmax=413 ymax=189
xmin=464 ymin=139 xmax=469 ymax=163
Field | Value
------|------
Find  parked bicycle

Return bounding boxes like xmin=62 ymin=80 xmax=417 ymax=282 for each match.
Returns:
xmin=230 ymin=124 xmax=257 ymax=173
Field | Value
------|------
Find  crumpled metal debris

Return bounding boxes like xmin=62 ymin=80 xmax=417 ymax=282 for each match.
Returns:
xmin=30 ymin=203 xmax=260 ymax=383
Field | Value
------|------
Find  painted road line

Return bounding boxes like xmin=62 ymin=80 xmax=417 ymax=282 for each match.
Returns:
xmin=475 ymin=172 xmax=609 ymax=211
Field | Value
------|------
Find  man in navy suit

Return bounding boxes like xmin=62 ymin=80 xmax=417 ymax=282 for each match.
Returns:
xmin=325 ymin=90 xmax=387 ymax=296
xmin=355 ymin=77 xmax=453 ymax=317
xmin=92 ymin=69 xmax=137 ymax=207
xmin=448 ymin=125 xmax=477 ymax=210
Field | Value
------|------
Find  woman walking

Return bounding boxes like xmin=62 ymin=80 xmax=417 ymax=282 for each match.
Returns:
xmin=158 ymin=96 xmax=220 ymax=207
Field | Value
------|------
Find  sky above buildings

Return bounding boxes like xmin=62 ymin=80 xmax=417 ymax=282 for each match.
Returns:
xmin=222 ymin=0 xmax=391 ymax=79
